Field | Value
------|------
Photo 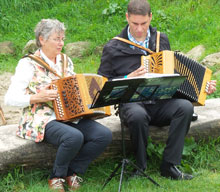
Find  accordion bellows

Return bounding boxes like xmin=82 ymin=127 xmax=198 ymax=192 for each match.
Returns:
xmin=141 ymin=50 xmax=212 ymax=106
xmin=51 ymin=74 xmax=111 ymax=121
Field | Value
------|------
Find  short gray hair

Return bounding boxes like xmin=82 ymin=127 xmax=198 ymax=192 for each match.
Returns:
xmin=127 ymin=0 xmax=151 ymax=16
xmin=34 ymin=19 xmax=66 ymax=47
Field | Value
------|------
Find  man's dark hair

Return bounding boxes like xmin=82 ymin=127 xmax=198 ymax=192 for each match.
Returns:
xmin=127 ymin=0 xmax=151 ymax=16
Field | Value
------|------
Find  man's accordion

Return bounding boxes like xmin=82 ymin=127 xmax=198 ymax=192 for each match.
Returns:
xmin=141 ymin=50 xmax=212 ymax=106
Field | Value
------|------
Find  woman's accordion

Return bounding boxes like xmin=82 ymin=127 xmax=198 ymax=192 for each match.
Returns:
xmin=141 ymin=50 xmax=212 ymax=106
xmin=51 ymin=74 xmax=111 ymax=121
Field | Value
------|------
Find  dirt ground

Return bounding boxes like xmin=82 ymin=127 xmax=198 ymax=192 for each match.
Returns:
xmin=0 ymin=72 xmax=22 ymax=126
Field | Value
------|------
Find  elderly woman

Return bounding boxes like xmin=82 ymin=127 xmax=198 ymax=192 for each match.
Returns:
xmin=5 ymin=19 xmax=112 ymax=192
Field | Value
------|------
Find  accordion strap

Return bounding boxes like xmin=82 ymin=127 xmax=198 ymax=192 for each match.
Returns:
xmin=26 ymin=53 xmax=68 ymax=79
xmin=60 ymin=53 xmax=68 ymax=78
xmin=113 ymin=36 xmax=154 ymax=54
xmin=156 ymin=31 xmax=160 ymax=53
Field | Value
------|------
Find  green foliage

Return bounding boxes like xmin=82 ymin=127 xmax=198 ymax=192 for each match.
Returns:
xmin=152 ymin=10 xmax=174 ymax=34
xmin=147 ymin=137 xmax=164 ymax=168
xmin=1 ymin=0 xmax=220 ymax=75
xmin=0 ymin=0 xmax=66 ymax=38
xmin=102 ymin=2 xmax=125 ymax=16
xmin=0 ymin=167 xmax=49 ymax=192
xmin=0 ymin=55 xmax=17 ymax=73
xmin=191 ymin=137 xmax=220 ymax=169
xmin=147 ymin=136 xmax=220 ymax=175
xmin=0 ymin=167 xmax=25 ymax=191
xmin=0 ymin=0 xmax=65 ymax=13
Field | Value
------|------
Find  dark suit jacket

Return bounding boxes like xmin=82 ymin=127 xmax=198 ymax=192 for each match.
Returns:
xmin=98 ymin=25 xmax=171 ymax=80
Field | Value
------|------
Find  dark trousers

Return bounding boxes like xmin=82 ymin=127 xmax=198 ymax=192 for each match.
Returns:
xmin=44 ymin=118 xmax=112 ymax=178
xmin=119 ymin=99 xmax=193 ymax=170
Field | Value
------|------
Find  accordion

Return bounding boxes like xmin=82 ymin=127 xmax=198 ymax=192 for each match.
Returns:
xmin=141 ymin=50 xmax=212 ymax=106
xmin=51 ymin=73 xmax=111 ymax=121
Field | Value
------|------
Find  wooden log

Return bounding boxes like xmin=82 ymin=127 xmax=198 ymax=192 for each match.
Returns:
xmin=0 ymin=99 xmax=220 ymax=172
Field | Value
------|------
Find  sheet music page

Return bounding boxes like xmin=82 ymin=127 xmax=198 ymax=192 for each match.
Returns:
xmin=92 ymin=73 xmax=186 ymax=108
xmin=113 ymin=73 xmax=180 ymax=81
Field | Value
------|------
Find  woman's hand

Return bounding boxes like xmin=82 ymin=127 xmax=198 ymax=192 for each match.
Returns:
xmin=206 ymin=80 xmax=217 ymax=95
xmin=30 ymin=84 xmax=58 ymax=104
xmin=127 ymin=66 xmax=147 ymax=78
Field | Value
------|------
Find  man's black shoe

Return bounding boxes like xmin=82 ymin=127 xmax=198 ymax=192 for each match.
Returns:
xmin=191 ymin=113 xmax=198 ymax=121
xmin=160 ymin=164 xmax=194 ymax=180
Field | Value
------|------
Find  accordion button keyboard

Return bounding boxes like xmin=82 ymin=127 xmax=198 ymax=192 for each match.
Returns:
xmin=143 ymin=57 xmax=149 ymax=73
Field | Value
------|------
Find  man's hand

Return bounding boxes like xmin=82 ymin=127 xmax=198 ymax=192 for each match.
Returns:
xmin=206 ymin=80 xmax=217 ymax=95
xmin=127 ymin=66 xmax=147 ymax=78
xmin=30 ymin=84 xmax=58 ymax=104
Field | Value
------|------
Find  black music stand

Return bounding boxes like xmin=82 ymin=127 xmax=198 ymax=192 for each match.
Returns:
xmin=90 ymin=75 xmax=186 ymax=192
xmin=101 ymin=110 xmax=161 ymax=192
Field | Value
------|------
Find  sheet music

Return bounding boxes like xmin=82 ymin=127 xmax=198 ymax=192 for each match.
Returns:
xmin=113 ymin=73 xmax=180 ymax=81
xmin=91 ymin=74 xmax=186 ymax=108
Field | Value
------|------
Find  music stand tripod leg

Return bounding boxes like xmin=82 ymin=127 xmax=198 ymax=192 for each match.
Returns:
xmin=102 ymin=106 xmax=161 ymax=191
xmin=119 ymin=114 xmax=161 ymax=189
xmin=127 ymin=159 xmax=161 ymax=187
xmin=118 ymin=158 xmax=127 ymax=192
xmin=102 ymin=162 xmax=122 ymax=189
